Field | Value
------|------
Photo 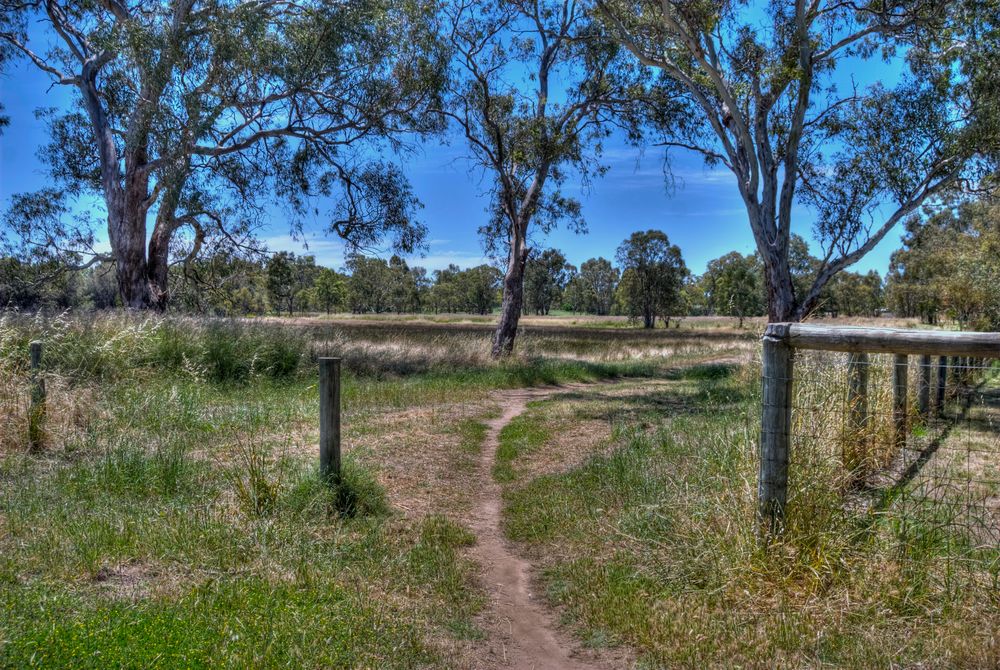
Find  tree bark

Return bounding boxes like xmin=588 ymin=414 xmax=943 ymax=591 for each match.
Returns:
xmin=760 ymin=242 xmax=798 ymax=322
xmin=146 ymin=215 xmax=177 ymax=312
xmin=642 ymin=309 xmax=654 ymax=329
xmin=110 ymin=204 xmax=153 ymax=310
xmin=492 ymin=238 xmax=529 ymax=359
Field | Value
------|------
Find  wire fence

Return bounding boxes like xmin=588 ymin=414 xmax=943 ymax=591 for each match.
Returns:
xmin=785 ymin=349 xmax=1000 ymax=583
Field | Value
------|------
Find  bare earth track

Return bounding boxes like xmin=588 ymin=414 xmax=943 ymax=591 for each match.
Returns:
xmin=467 ymin=384 xmax=624 ymax=670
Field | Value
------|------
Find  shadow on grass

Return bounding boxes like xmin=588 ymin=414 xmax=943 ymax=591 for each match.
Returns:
xmin=530 ymin=362 xmax=749 ymax=428
xmin=286 ymin=460 xmax=389 ymax=520
xmin=867 ymin=373 xmax=998 ymax=514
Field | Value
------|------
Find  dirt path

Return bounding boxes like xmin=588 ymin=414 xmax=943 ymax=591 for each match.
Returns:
xmin=467 ymin=384 xmax=622 ymax=670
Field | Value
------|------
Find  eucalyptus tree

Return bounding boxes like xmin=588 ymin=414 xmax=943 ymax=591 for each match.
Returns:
xmin=523 ymin=248 xmax=573 ymax=315
xmin=0 ymin=0 xmax=444 ymax=309
xmin=596 ymin=0 xmax=997 ymax=321
xmin=704 ymin=251 xmax=764 ymax=327
xmin=314 ymin=267 xmax=347 ymax=315
xmin=439 ymin=0 xmax=661 ymax=356
xmin=461 ymin=264 xmax=502 ymax=315
xmin=574 ymin=256 xmax=619 ymax=315
xmin=615 ymin=230 xmax=687 ymax=328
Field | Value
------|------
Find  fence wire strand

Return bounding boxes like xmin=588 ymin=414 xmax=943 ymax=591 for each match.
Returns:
xmin=783 ymin=351 xmax=1000 ymax=573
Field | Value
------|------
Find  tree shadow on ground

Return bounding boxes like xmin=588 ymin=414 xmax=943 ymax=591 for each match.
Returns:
xmin=540 ymin=362 xmax=750 ymax=428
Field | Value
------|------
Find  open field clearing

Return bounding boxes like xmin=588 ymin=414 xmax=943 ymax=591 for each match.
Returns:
xmin=2 ymin=313 xmax=999 ymax=668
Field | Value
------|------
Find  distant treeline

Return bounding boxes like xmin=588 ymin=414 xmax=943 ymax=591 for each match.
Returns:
xmin=886 ymin=201 xmax=1000 ymax=330
xmin=6 ymin=202 xmax=999 ymax=327
xmin=0 ymin=232 xmax=864 ymax=326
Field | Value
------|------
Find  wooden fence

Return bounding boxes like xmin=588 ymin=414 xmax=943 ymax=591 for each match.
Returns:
xmin=758 ymin=323 xmax=1000 ymax=535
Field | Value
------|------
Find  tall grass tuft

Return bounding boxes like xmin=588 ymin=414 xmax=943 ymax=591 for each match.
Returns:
xmin=0 ymin=311 xmax=311 ymax=383
xmin=226 ymin=434 xmax=282 ymax=518
xmin=283 ymin=459 xmax=389 ymax=519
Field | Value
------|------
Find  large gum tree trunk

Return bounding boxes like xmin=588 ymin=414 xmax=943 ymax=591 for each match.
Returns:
xmin=108 ymin=197 xmax=154 ymax=310
xmin=492 ymin=239 xmax=529 ymax=359
xmin=760 ymin=243 xmax=798 ymax=323
xmin=147 ymin=224 xmax=174 ymax=311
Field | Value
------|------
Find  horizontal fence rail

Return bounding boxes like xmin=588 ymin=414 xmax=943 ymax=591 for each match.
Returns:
xmin=758 ymin=323 xmax=1000 ymax=540
xmin=776 ymin=323 xmax=1000 ymax=357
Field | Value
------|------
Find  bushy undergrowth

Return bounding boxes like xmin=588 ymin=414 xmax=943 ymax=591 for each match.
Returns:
xmin=0 ymin=311 xmax=311 ymax=383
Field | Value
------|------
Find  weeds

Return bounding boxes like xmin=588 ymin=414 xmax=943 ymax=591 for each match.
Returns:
xmin=227 ymin=434 xmax=282 ymax=518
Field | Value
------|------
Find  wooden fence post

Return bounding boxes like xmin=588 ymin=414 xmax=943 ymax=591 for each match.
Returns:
xmin=319 ymin=357 xmax=342 ymax=484
xmin=759 ymin=324 xmax=793 ymax=536
xmin=949 ymin=355 xmax=961 ymax=396
xmin=936 ymin=355 xmax=947 ymax=414
xmin=845 ymin=352 xmax=869 ymax=477
xmin=918 ymin=354 xmax=931 ymax=416
xmin=28 ymin=341 xmax=46 ymax=450
xmin=893 ymin=354 xmax=908 ymax=451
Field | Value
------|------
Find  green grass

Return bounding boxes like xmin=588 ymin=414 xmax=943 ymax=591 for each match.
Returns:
xmin=497 ymin=365 xmax=1000 ymax=668
xmin=12 ymin=312 xmax=995 ymax=667
xmin=0 ymin=510 xmax=479 ymax=669
xmin=3 ymin=312 xmax=694 ymax=667
xmin=0 ymin=371 xmax=484 ymax=667
xmin=493 ymin=405 xmax=552 ymax=483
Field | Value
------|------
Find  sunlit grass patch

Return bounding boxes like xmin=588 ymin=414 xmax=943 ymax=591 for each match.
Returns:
xmin=497 ymin=365 xmax=1000 ymax=667
xmin=1 ymin=310 xmax=750 ymax=667
xmin=494 ymin=407 xmax=552 ymax=484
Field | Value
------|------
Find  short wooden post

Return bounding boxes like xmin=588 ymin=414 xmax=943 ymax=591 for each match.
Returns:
xmin=936 ymin=355 xmax=947 ymax=414
xmin=845 ymin=352 xmax=869 ymax=477
xmin=28 ymin=341 xmax=46 ymax=450
xmin=893 ymin=354 xmax=908 ymax=451
xmin=319 ymin=357 xmax=342 ymax=484
xmin=759 ymin=325 xmax=793 ymax=536
xmin=918 ymin=354 xmax=931 ymax=416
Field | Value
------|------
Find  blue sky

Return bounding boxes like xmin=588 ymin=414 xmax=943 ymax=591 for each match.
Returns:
xmin=0 ymin=51 xmax=906 ymax=278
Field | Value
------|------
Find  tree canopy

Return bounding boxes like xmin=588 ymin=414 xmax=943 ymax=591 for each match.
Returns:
xmin=0 ymin=0 xmax=446 ymax=309
xmin=596 ymin=0 xmax=998 ymax=321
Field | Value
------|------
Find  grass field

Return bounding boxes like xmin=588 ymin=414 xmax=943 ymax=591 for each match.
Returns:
xmin=1 ymin=311 xmax=996 ymax=668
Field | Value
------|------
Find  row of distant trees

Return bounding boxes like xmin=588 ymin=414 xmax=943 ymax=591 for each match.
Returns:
xmin=887 ymin=201 xmax=1000 ymax=330
xmin=3 ymin=223 xmax=908 ymax=326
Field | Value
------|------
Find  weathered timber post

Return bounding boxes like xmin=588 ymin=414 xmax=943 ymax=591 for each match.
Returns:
xmin=845 ymin=352 xmax=869 ymax=478
xmin=936 ymin=355 xmax=947 ymax=414
xmin=759 ymin=324 xmax=793 ymax=536
xmin=949 ymin=356 xmax=961 ymax=396
xmin=319 ymin=357 xmax=342 ymax=484
xmin=893 ymin=354 xmax=908 ymax=451
xmin=918 ymin=354 xmax=931 ymax=416
xmin=28 ymin=341 xmax=46 ymax=450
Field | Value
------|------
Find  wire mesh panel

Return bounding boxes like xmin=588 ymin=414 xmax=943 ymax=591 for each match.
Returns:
xmin=786 ymin=351 xmax=1000 ymax=585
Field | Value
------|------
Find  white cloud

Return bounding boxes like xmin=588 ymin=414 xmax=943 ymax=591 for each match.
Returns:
xmin=407 ymin=250 xmax=491 ymax=271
